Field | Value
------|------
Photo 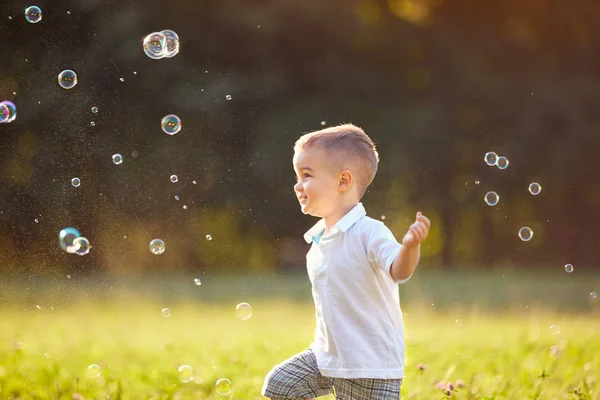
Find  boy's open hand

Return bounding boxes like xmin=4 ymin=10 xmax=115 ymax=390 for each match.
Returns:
xmin=402 ymin=212 xmax=430 ymax=248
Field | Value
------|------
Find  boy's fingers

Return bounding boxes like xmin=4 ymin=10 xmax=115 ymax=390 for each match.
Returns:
xmin=417 ymin=214 xmax=431 ymax=229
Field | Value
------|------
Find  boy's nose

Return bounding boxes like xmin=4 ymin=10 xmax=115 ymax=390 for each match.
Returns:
xmin=294 ymin=181 xmax=302 ymax=192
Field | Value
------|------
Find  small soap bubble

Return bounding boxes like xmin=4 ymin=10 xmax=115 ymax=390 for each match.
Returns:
xmin=161 ymin=30 xmax=180 ymax=58
xmin=496 ymin=156 xmax=509 ymax=169
xmin=25 ymin=6 xmax=42 ymax=23
xmin=484 ymin=151 xmax=498 ymax=166
xmin=529 ymin=182 xmax=541 ymax=195
xmin=564 ymin=264 xmax=574 ymax=273
xmin=216 ymin=378 xmax=233 ymax=395
xmin=87 ymin=364 xmax=101 ymax=378
xmin=58 ymin=70 xmax=78 ymax=89
xmin=518 ymin=227 xmax=533 ymax=241
xmin=206 ymin=234 xmax=212 ymax=241
xmin=178 ymin=365 xmax=193 ymax=382
xmin=174 ymin=196 xmax=179 ymax=200
xmin=550 ymin=324 xmax=560 ymax=335
xmin=59 ymin=227 xmax=81 ymax=253
xmin=475 ymin=180 xmax=480 ymax=185
xmin=161 ymin=308 xmax=171 ymax=318
xmin=119 ymin=77 xmax=124 ymax=82
xmin=320 ymin=121 xmax=327 ymax=126
xmin=455 ymin=319 xmax=463 ymax=327
xmin=0 ymin=101 xmax=17 ymax=123
xmin=90 ymin=121 xmax=96 ymax=127
xmin=143 ymin=32 xmax=166 ymax=59
xmin=112 ymin=153 xmax=123 ymax=165
xmin=71 ymin=177 xmax=80 ymax=187
xmin=161 ymin=114 xmax=181 ymax=135
xmin=381 ymin=215 xmax=386 ymax=220
xmin=91 ymin=106 xmax=98 ymax=113
xmin=34 ymin=218 xmax=38 ymax=223
xmin=225 ymin=95 xmax=232 ymax=100
xmin=235 ymin=302 xmax=252 ymax=320
xmin=36 ymin=305 xmax=41 ymax=310
xmin=194 ymin=278 xmax=201 ymax=286
xmin=182 ymin=205 xmax=187 ymax=210
xmin=590 ymin=292 xmax=597 ymax=299
xmin=192 ymin=180 xmax=197 ymax=185
xmin=73 ymin=237 xmax=90 ymax=256
xmin=170 ymin=175 xmax=178 ymax=183
xmin=150 ymin=239 xmax=166 ymax=255
xmin=484 ymin=191 xmax=499 ymax=206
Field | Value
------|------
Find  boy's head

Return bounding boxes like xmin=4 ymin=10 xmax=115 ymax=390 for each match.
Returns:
xmin=292 ymin=123 xmax=379 ymax=217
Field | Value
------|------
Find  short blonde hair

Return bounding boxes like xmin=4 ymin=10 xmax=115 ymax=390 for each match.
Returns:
xmin=294 ymin=123 xmax=379 ymax=199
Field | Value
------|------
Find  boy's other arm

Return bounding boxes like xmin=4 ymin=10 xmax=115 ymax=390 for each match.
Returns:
xmin=390 ymin=212 xmax=430 ymax=281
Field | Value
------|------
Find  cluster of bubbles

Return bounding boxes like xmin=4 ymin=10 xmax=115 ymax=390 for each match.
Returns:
xmin=0 ymin=100 xmax=17 ymax=124
xmin=25 ymin=6 xmax=42 ymax=23
xmin=161 ymin=114 xmax=182 ymax=135
xmin=58 ymin=227 xmax=90 ymax=255
xmin=484 ymin=151 xmax=509 ymax=170
xmin=176 ymin=366 xmax=232 ymax=395
xmin=58 ymin=69 xmax=78 ymax=89
xmin=143 ymin=30 xmax=180 ymax=59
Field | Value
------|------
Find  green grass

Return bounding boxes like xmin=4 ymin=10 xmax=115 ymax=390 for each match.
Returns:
xmin=0 ymin=272 xmax=598 ymax=399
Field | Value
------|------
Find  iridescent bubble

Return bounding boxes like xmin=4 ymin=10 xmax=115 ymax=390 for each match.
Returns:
xmin=25 ymin=6 xmax=42 ymax=23
xmin=484 ymin=191 xmax=499 ymax=206
xmin=206 ymin=234 xmax=212 ymax=241
xmin=564 ymin=264 xmax=574 ymax=273
xmin=87 ymin=364 xmax=101 ymax=378
xmin=91 ymin=106 xmax=98 ymax=113
xmin=112 ymin=153 xmax=123 ymax=165
xmin=550 ymin=324 xmax=560 ymax=335
xmin=235 ymin=302 xmax=252 ymax=320
xmin=73 ymin=237 xmax=90 ymax=256
xmin=225 ymin=95 xmax=232 ymax=101
xmin=143 ymin=32 xmax=166 ymax=60
xmin=162 ymin=308 xmax=171 ymax=318
xmin=529 ymin=182 xmax=541 ymax=195
xmin=161 ymin=114 xmax=181 ymax=135
xmin=58 ymin=70 xmax=77 ymax=89
xmin=496 ymin=156 xmax=509 ymax=170
xmin=0 ymin=101 xmax=17 ymax=123
xmin=59 ymin=227 xmax=81 ymax=253
xmin=216 ymin=378 xmax=232 ymax=396
xmin=90 ymin=121 xmax=95 ymax=127
xmin=161 ymin=30 xmax=180 ymax=58
xmin=150 ymin=239 xmax=166 ymax=255
xmin=71 ymin=177 xmax=80 ymax=187
xmin=591 ymin=292 xmax=597 ymax=300
xmin=174 ymin=196 xmax=179 ymax=200
xmin=455 ymin=319 xmax=463 ymax=327
xmin=178 ymin=365 xmax=193 ymax=382
xmin=194 ymin=278 xmax=201 ymax=286
xmin=518 ymin=227 xmax=533 ymax=242
xmin=484 ymin=152 xmax=498 ymax=166
xmin=170 ymin=175 xmax=178 ymax=183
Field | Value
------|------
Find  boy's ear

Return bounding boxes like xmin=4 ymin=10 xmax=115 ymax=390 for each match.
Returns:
xmin=338 ymin=170 xmax=352 ymax=191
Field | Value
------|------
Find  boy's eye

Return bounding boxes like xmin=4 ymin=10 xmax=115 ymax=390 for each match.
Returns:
xmin=304 ymin=173 xmax=311 ymax=178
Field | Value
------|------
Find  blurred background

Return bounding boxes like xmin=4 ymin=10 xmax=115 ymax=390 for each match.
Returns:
xmin=0 ymin=0 xmax=599 ymax=309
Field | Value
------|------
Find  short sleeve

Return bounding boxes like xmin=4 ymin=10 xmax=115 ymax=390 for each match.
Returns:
xmin=367 ymin=222 xmax=410 ymax=283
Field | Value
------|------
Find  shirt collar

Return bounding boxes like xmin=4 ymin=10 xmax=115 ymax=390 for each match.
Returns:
xmin=303 ymin=202 xmax=367 ymax=244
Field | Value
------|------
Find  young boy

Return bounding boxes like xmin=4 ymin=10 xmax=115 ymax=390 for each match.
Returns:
xmin=262 ymin=124 xmax=430 ymax=400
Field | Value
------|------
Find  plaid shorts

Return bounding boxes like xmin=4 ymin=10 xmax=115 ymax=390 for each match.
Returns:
xmin=262 ymin=349 xmax=402 ymax=400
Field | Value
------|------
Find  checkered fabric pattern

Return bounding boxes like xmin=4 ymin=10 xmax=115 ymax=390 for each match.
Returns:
xmin=262 ymin=349 xmax=402 ymax=399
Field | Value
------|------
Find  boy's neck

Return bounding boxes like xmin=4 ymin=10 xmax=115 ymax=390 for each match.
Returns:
xmin=323 ymin=201 xmax=359 ymax=233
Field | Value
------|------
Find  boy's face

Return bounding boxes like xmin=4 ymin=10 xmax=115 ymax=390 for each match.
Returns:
xmin=293 ymin=148 xmax=340 ymax=218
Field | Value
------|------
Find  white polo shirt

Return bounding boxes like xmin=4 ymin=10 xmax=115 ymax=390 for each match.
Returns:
xmin=303 ymin=202 xmax=410 ymax=379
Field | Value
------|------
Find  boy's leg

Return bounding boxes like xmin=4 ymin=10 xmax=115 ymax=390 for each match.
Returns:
xmin=262 ymin=349 xmax=334 ymax=400
xmin=331 ymin=377 xmax=402 ymax=400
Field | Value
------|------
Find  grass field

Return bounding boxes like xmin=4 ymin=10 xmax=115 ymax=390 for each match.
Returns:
xmin=0 ymin=271 xmax=598 ymax=399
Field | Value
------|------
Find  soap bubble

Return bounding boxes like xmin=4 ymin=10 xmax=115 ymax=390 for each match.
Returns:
xmin=58 ymin=70 xmax=77 ymax=89
xmin=0 ymin=101 xmax=17 ymax=123
xmin=150 ymin=239 xmax=165 ymax=255
xmin=161 ymin=114 xmax=181 ymax=135
xmin=194 ymin=278 xmax=201 ymax=286
xmin=484 ymin=191 xmax=499 ymax=206
xmin=496 ymin=156 xmax=509 ymax=170
xmin=178 ymin=365 xmax=193 ymax=382
xmin=25 ymin=6 xmax=42 ymax=23
xmin=591 ymin=292 xmax=597 ymax=300
xmin=225 ymin=95 xmax=232 ymax=100
xmin=484 ymin=151 xmax=498 ymax=166
xmin=71 ymin=177 xmax=80 ymax=187
xmin=518 ymin=227 xmax=533 ymax=242
xmin=550 ymin=324 xmax=560 ymax=335
xmin=143 ymin=32 xmax=166 ymax=60
xmin=161 ymin=30 xmax=180 ymax=58
xmin=112 ymin=154 xmax=123 ymax=165
xmin=235 ymin=302 xmax=252 ymax=320
xmin=91 ymin=106 xmax=98 ymax=113
xmin=216 ymin=378 xmax=232 ymax=395
xmin=170 ymin=175 xmax=178 ymax=183
xmin=59 ymin=227 xmax=81 ymax=253
xmin=87 ymin=364 xmax=101 ymax=378
xmin=528 ymin=182 xmax=541 ymax=195
xmin=162 ymin=308 xmax=171 ymax=318
xmin=73 ymin=237 xmax=90 ymax=255
xmin=206 ymin=234 xmax=212 ymax=241
xmin=564 ymin=264 xmax=574 ymax=273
